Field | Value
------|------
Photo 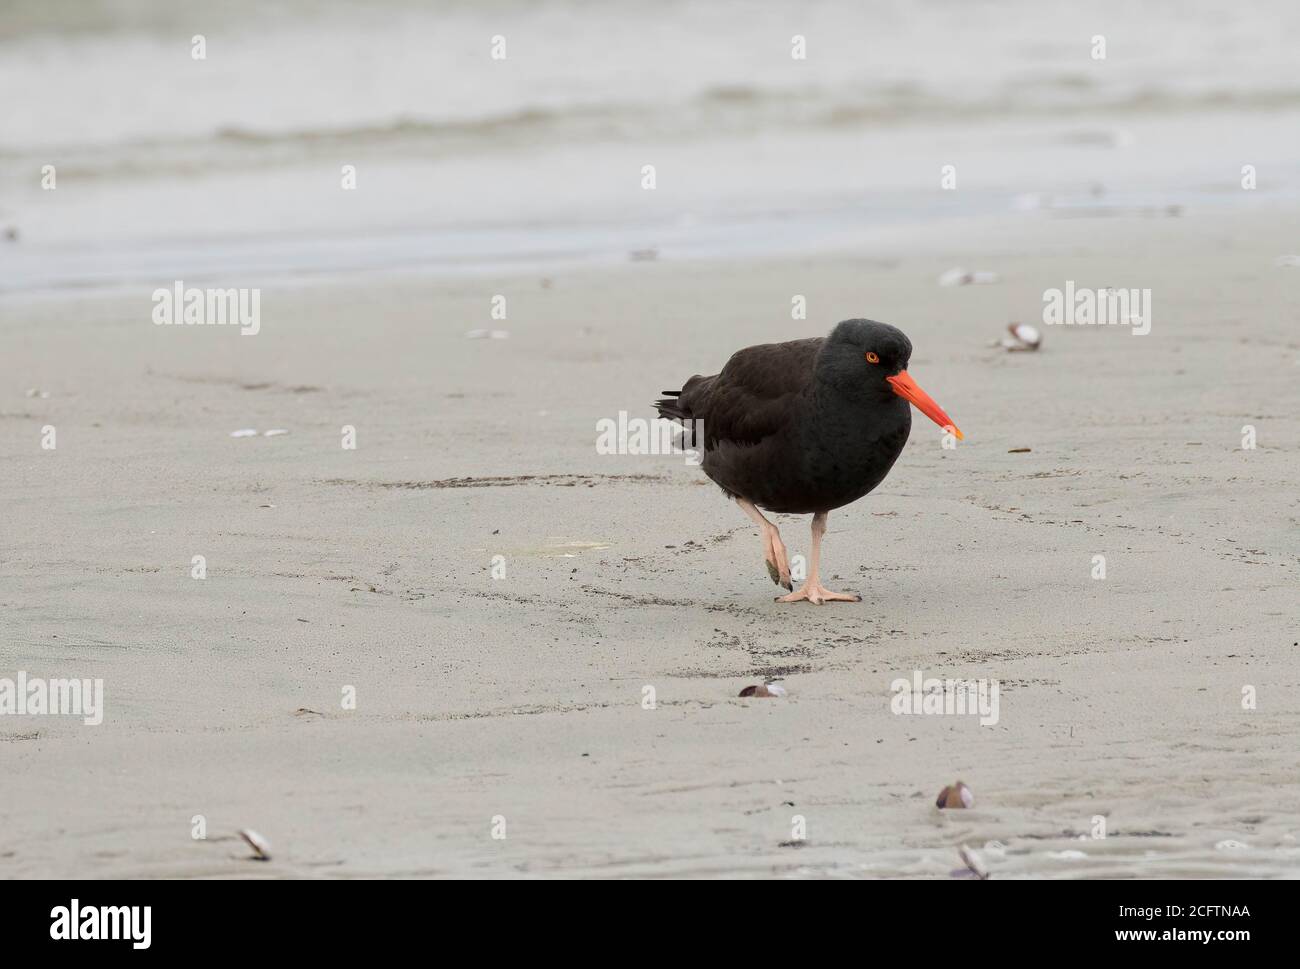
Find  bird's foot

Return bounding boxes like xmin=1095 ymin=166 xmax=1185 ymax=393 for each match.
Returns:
xmin=775 ymin=582 xmax=861 ymax=605
xmin=763 ymin=530 xmax=793 ymax=591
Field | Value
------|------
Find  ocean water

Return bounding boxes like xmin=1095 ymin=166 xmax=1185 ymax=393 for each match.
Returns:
xmin=2 ymin=0 xmax=1299 ymax=292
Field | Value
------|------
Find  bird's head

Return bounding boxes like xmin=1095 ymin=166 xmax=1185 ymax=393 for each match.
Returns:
xmin=822 ymin=319 xmax=963 ymax=439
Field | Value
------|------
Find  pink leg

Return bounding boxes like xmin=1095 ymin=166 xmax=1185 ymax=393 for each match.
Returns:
xmin=776 ymin=512 xmax=861 ymax=604
xmin=736 ymin=498 xmax=792 ymax=590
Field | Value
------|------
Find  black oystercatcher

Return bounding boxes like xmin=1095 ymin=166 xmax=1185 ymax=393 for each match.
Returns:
xmin=655 ymin=319 xmax=962 ymax=604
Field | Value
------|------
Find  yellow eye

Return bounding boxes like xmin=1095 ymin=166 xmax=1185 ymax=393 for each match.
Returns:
xmin=865 ymin=351 xmax=880 ymax=364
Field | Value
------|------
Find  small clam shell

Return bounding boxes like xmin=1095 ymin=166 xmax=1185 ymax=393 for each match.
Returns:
xmin=936 ymin=780 xmax=973 ymax=809
xmin=1007 ymin=322 xmax=1041 ymax=348
xmin=738 ymin=684 xmax=783 ymax=698
xmin=238 ymin=828 xmax=272 ymax=861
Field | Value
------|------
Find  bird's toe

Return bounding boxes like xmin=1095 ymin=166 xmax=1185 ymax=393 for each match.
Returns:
xmin=819 ymin=589 xmax=861 ymax=603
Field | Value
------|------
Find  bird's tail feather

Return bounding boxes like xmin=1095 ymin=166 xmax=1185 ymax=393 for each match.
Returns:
xmin=654 ymin=387 xmax=705 ymax=450
xmin=654 ymin=389 xmax=689 ymax=423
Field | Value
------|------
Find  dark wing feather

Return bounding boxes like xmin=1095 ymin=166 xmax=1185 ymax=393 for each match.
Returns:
xmin=681 ymin=338 xmax=822 ymax=449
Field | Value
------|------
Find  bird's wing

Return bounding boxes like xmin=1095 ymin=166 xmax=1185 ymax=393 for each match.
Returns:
xmin=682 ymin=337 xmax=823 ymax=449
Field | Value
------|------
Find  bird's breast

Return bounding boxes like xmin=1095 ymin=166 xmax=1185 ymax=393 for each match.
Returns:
xmin=699 ymin=393 xmax=912 ymax=515
xmin=784 ymin=396 xmax=911 ymax=511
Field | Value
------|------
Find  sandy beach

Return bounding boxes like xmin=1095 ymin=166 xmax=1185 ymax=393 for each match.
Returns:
xmin=3 ymin=203 xmax=1297 ymax=878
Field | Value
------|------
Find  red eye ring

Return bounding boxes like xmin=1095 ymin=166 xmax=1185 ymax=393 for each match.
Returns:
xmin=865 ymin=351 xmax=880 ymax=364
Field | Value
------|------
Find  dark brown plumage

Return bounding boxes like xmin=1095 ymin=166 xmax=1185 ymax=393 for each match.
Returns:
xmin=656 ymin=319 xmax=961 ymax=603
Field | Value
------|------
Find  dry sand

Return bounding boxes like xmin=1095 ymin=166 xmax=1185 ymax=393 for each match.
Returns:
xmin=2 ymin=208 xmax=1298 ymax=878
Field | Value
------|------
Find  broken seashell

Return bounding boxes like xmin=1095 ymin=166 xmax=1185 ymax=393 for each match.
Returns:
xmin=997 ymin=322 xmax=1041 ymax=352
xmin=739 ymin=683 xmax=785 ymax=698
xmin=237 ymin=828 xmax=272 ymax=861
xmin=229 ymin=429 xmax=258 ymax=438
xmin=1215 ymin=839 xmax=1248 ymax=851
xmin=936 ymin=780 xmax=973 ymax=809
xmin=958 ymin=844 xmax=989 ymax=879
xmin=262 ymin=428 xmax=289 ymax=437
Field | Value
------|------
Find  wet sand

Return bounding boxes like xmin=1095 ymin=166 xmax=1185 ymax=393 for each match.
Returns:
xmin=2 ymin=207 xmax=1298 ymax=878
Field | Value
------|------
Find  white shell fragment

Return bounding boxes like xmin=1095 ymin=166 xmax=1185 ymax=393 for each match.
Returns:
xmin=238 ymin=828 xmax=272 ymax=861
xmin=229 ymin=428 xmax=258 ymax=438
xmin=262 ymin=428 xmax=289 ymax=437
xmin=958 ymin=844 xmax=989 ymax=880
xmin=939 ymin=267 xmax=999 ymax=287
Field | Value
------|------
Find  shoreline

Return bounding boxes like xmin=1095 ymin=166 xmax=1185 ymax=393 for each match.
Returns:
xmin=3 ymin=187 xmax=1295 ymax=303
xmin=6 ymin=101 xmax=1300 ymax=298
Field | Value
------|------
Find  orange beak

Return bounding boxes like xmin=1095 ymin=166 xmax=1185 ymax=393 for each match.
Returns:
xmin=886 ymin=371 xmax=964 ymax=440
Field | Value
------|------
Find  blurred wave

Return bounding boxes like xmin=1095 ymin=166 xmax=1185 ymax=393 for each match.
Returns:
xmin=6 ymin=0 xmax=1300 ymax=165
xmin=10 ymin=81 xmax=1300 ymax=182
xmin=3 ymin=0 xmax=1299 ymax=291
